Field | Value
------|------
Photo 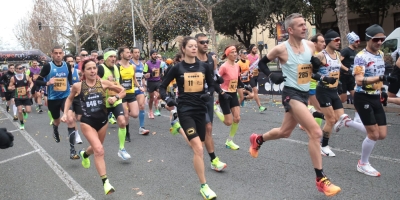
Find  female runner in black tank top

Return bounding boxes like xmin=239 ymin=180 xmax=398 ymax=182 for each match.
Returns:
xmin=61 ymin=58 xmax=126 ymax=195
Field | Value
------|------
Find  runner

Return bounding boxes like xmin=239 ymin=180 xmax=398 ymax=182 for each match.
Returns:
xmin=8 ymin=64 xmax=34 ymax=130
xmin=144 ymin=50 xmax=162 ymax=118
xmin=36 ymin=46 xmax=80 ymax=159
xmin=97 ymin=49 xmax=131 ymax=160
xmin=61 ymin=58 xmax=126 ymax=195
xmin=117 ymin=46 xmax=141 ymax=142
xmin=388 ymin=46 xmax=400 ymax=98
xmin=248 ymin=13 xmax=341 ymax=196
xmin=29 ymin=60 xmax=43 ymax=113
xmin=64 ymin=54 xmax=83 ymax=144
xmin=335 ymin=24 xmax=397 ymax=176
xmin=159 ymin=36 xmax=217 ymax=199
xmin=131 ymin=47 xmax=150 ymax=137
xmin=195 ymin=33 xmax=227 ymax=170
xmin=0 ymin=64 xmax=18 ymax=120
xmin=247 ymin=44 xmax=267 ymax=112
xmin=237 ymin=49 xmax=254 ymax=106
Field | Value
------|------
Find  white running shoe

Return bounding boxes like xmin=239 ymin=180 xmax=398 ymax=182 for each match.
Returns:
xmin=357 ymin=160 xmax=381 ymax=177
xmin=75 ymin=131 xmax=83 ymax=144
xmin=334 ymin=114 xmax=351 ymax=133
xmin=139 ymin=127 xmax=149 ymax=135
xmin=321 ymin=146 xmax=336 ymax=157
xmin=118 ymin=148 xmax=131 ymax=160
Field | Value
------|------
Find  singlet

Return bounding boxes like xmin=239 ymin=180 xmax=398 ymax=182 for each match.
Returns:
xmin=310 ymin=51 xmax=319 ymax=90
xmin=282 ymin=39 xmax=312 ymax=91
xmin=353 ymin=49 xmax=385 ymax=95
xmin=318 ymin=50 xmax=341 ymax=88
xmin=248 ymin=54 xmax=260 ymax=76
xmin=144 ymin=60 xmax=161 ymax=82
xmin=71 ymin=68 xmax=80 ymax=85
xmin=14 ymin=74 xmax=30 ymax=99
xmin=79 ymin=80 xmax=107 ymax=119
xmin=219 ymin=61 xmax=240 ymax=92
xmin=100 ymin=64 xmax=122 ymax=108
xmin=46 ymin=61 xmax=70 ymax=100
xmin=237 ymin=59 xmax=250 ymax=82
xmin=119 ymin=64 xmax=135 ymax=94
xmin=133 ymin=60 xmax=144 ymax=91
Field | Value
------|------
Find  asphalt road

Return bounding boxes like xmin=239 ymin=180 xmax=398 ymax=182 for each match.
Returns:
xmin=0 ymin=95 xmax=399 ymax=200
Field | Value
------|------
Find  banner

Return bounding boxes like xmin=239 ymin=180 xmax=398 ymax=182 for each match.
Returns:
xmin=256 ymin=71 xmax=284 ymax=95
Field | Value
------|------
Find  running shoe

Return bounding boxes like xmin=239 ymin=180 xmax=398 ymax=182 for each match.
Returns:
xmin=321 ymin=146 xmax=336 ymax=157
xmin=19 ymin=124 xmax=25 ymax=130
xmin=200 ymin=184 xmax=217 ymax=200
xmin=160 ymin=100 xmax=166 ymax=108
xmin=249 ymin=133 xmax=261 ymax=158
xmin=125 ymin=131 xmax=131 ymax=142
xmin=38 ymin=109 xmax=43 ymax=113
xmin=79 ymin=150 xmax=90 ymax=169
xmin=118 ymin=148 xmax=131 ymax=160
xmin=139 ymin=127 xmax=150 ymax=135
xmin=333 ymin=114 xmax=351 ymax=132
xmin=259 ymin=106 xmax=266 ymax=112
xmin=316 ymin=176 xmax=341 ymax=197
xmin=103 ymin=179 xmax=115 ymax=195
xmin=357 ymin=160 xmax=381 ymax=177
xmin=108 ymin=116 xmax=116 ymax=124
xmin=53 ymin=124 xmax=60 ymax=143
xmin=49 ymin=119 xmax=54 ymax=126
xmin=170 ymin=113 xmax=181 ymax=135
xmin=75 ymin=132 xmax=83 ymax=144
xmin=211 ymin=157 xmax=227 ymax=172
xmin=225 ymin=139 xmax=240 ymax=150
xmin=35 ymin=106 xmax=39 ymax=111
xmin=13 ymin=115 xmax=18 ymax=121
xmin=70 ymin=150 xmax=80 ymax=160
xmin=154 ymin=109 xmax=161 ymax=116
xmin=240 ymin=100 xmax=245 ymax=107
xmin=148 ymin=111 xmax=154 ymax=119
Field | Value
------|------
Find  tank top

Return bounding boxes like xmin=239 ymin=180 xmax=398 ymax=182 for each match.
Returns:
xmin=133 ymin=60 xmax=144 ymax=90
xmin=145 ymin=60 xmax=161 ymax=82
xmin=282 ymin=40 xmax=312 ymax=91
xmin=79 ymin=80 xmax=107 ymax=119
xmin=14 ymin=74 xmax=31 ymax=99
xmin=71 ymin=68 xmax=80 ymax=85
xmin=46 ymin=61 xmax=70 ymax=100
xmin=318 ymin=50 xmax=341 ymax=88
xmin=237 ymin=59 xmax=250 ymax=82
xmin=353 ymin=49 xmax=385 ymax=95
xmin=119 ymin=64 xmax=135 ymax=94
xmin=219 ymin=61 xmax=240 ymax=92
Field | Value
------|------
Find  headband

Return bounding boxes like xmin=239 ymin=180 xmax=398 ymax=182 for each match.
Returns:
xmin=225 ymin=46 xmax=236 ymax=56
xmin=104 ymin=50 xmax=117 ymax=61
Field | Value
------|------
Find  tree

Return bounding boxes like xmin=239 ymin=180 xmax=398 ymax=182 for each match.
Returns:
xmin=193 ymin=0 xmax=225 ymax=52
xmin=335 ymin=0 xmax=350 ymax=48
xmin=213 ymin=0 xmax=262 ymax=48
xmin=348 ymin=0 xmax=400 ymax=26
xmin=308 ymin=0 xmax=336 ymax=32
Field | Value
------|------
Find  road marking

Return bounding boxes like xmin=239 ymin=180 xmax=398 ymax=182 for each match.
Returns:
xmin=0 ymin=108 xmax=94 ymax=200
xmin=0 ymin=118 xmax=10 ymax=120
xmin=9 ymin=129 xmax=19 ymax=133
xmin=0 ymin=149 xmax=39 ymax=164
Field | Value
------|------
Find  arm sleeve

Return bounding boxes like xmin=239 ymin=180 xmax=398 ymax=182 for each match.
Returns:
xmin=205 ymin=63 xmax=214 ymax=95
xmin=159 ymin=64 xmax=177 ymax=100
xmin=258 ymin=56 xmax=272 ymax=76
xmin=36 ymin=64 xmax=51 ymax=86
xmin=97 ymin=65 xmax=105 ymax=78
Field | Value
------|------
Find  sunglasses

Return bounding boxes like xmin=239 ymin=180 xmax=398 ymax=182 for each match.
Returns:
xmin=355 ymin=40 xmax=360 ymax=43
xmin=199 ymin=40 xmax=209 ymax=45
xmin=242 ymin=52 xmax=248 ymax=55
xmin=371 ymin=37 xmax=385 ymax=43
xmin=81 ymin=54 xmax=88 ymax=56
xmin=17 ymin=68 xmax=23 ymax=70
xmin=330 ymin=38 xmax=341 ymax=42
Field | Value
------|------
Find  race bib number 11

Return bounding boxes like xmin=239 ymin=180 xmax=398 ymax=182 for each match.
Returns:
xmin=184 ymin=72 xmax=204 ymax=92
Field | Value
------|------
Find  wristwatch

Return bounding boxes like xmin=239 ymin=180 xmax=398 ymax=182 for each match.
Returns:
xmin=115 ymin=94 xmax=120 ymax=100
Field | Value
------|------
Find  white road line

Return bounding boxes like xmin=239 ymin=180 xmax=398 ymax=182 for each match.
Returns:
xmin=0 ymin=108 xmax=94 ymax=200
xmin=0 ymin=149 xmax=39 ymax=164
xmin=67 ymin=195 xmax=77 ymax=200
xmin=9 ymin=129 xmax=19 ymax=133
xmin=157 ymin=111 xmax=400 ymax=164
xmin=0 ymin=118 xmax=10 ymax=120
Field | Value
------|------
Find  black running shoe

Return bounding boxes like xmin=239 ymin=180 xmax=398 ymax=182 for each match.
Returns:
xmin=70 ymin=150 xmax=80 ymax=160
xmin=53 ymin=124 xmax=60 ymax=143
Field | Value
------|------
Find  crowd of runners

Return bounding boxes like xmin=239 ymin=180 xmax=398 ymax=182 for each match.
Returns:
xmin=1 ymin=12 xmax=399 ymax=200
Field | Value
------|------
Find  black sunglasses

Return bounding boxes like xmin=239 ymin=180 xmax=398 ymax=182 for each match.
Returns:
xmin=199 ymin=40 xmax=209 ymax=45
xmin=17 ymin=67 xmax=24 ymax=70
xmin=81 ymin=54 xmax=88 ymax=56
xmin=242 ymin=52 xmax=248 ymax=55
xmin=371 ymin=37 xmax=385 ymax=43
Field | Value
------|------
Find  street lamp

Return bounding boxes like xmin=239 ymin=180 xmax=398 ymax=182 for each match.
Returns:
xmin=130 ymin=0 xmax=136 ymax=47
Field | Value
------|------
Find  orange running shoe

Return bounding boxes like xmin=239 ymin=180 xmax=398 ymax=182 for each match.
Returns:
xmin=316 ymin=176 xmax=341 ymax=197
xmin=249 ymin=133 xmax=261 ymax=158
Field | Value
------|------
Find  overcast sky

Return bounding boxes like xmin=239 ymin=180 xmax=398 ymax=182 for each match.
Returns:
xmin=0 ymin=0 xmax=33 ymax=50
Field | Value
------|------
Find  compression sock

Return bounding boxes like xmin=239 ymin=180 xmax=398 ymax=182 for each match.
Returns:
xmin=139 ymin=110 xmax=145 ymax=127
xmin=228 ymin=122 xmax=239 ymax=141
xmin=118 ymin=127 xmax=126 ymax=150
xmin=361 ymin=137 xmax=376 ymax=164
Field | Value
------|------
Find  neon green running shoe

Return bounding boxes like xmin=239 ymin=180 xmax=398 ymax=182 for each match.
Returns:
xmin=19 ymin=124 xmax=25 ymax=130
xmin=211 ymin=157 xmax=227 ymax=172
xmin=259 ymin=106 xmax=266 ymax=112
xmin=109 ymin=116 xmax=116 ymax=124
xmin=49 ymin=119 xmax=53 ymax=126
xmin=200 ymin=184 xmax=217 ymax=200
xmin=170 ymin=118 xmax=181 ymax=135
xmin=225 ymin=139 xmax=240 ymax=150
xmin=154 ymin=109 xmax=161 ymax=116
xmin=79 ymin=150 xmax=90 ymax=169
xmin=103 ymin=179 xmax=115 ymax=195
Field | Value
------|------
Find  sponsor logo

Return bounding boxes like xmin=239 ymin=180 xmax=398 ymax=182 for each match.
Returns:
xmin=364 ymin=104 xmax=369 ymax=109
xmin=186 ymin=128 xmax=195 ymax=135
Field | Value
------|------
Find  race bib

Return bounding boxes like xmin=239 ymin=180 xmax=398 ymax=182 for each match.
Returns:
xmin=33 ymin=74 xmax=39 ymax=81
xmin=228 ymin=80 xmax=238 ymax=92
xmin=152 ymin=68 xmax=160 ymax=77
xmin=241 ymin=72 xmax=249 ymax=82
xmin=373 ymin=81 xmax=383 ymax=90
xmin=297 ymin=64 xmax=312 ymax=84
xmin=17 ymin=87 xmax=26 ymax=96
xmin=328 ymin=71 xmax=340 ymax=88
xmin=252 ymin=69 xmax=259 ymax=76
xmin=85 ymin=93 xmax=103 ymax=114
xmin=107 ymin=82 xmax=119 ymax=96
xmin=122 ymin=79 xmax=132 ymax=90
xmin=184 ymin=72 xmax=204 ymax=92
xmin=54 ymin=78 xmax=67 ymax=91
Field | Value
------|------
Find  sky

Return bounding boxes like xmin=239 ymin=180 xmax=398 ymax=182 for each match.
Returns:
xmin=0 ymin=0 xmax=33 ymax=50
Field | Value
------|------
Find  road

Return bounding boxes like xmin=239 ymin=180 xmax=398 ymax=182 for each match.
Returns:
xmin=0 ymin=95 xmax=399 ymax=200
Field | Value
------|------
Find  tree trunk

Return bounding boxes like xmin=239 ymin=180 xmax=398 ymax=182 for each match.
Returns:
xmin=148 ymin=28 xmax=153 ymax=50
xmin=208 ymin=10 xmax=217 ymax=52
xmin=96 ymin=34 xmax=102 ymax=51
xmin=335 ymin=0 xmax=349 ymax=49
